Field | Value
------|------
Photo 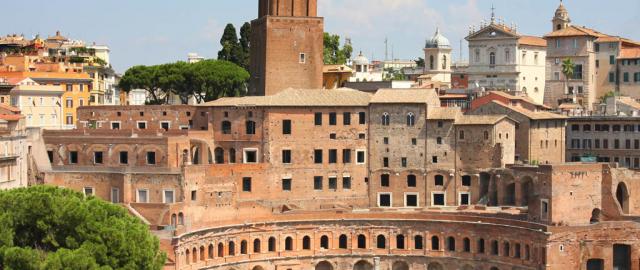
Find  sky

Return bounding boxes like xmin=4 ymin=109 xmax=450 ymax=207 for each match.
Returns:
xmin=2 ymin=0 xmax=638 ymax=73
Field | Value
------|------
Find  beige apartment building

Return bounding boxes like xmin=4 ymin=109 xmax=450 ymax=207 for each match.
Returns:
xmin=8 ymin=77 xmax=63 ymax=129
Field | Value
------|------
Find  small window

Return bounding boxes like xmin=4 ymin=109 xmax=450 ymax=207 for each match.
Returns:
xmin=328 ymin=177 xmax=337 ymax=190
xmin=329 ymin=112 xmax=337 ymax=125
xmin=378 ymin=193 xmax=391 ymax=207
xmin=401 ymin=157 xmax=407 ymax=167
xmin=432 ymin=193 xmax=445 ymax=206
xmin=163 ymin=190 xmax=175 ymax=203
xmin=405 ymin=194 xmax=418 ymax=207
xmin=94 ymin=151 xmax=104 ymax=164
xmin=314 ymin=176 xmax=323 ymax=190
xmin=244 ymin=149 xmax=258 ymax=163
xmin=314 ymin=112 xmax=322 ymax=126
xmin=461 ymin=175 xmax=471 ymax=186
xmin=358 ymin=112 xmax=366 ymax=124
xmin=69 ymin=151 xmax=78 ymax=164
xmin=412 ymin=138 xmax=417 ymax=145
xmin=245 ymin=121 xmax=256 ymax=135
xmin=343 ymin=112 xmax=351 ymax=125
xmin=356 ymin=150 xmax=366 ymax=164
xmin=381 ymin=174 xmax=390 ymax=187
xmin=191 ymin=190 xmax=197 ymax=201
xmin=137 ymin=122 xmax=147 ymax=129
xmin=146 ymin=152 xmax=156 ymax=165
xmin=383 ymin=157 xmax=389 ymax=167
xmin=111 ymin=122 xmax=120 ymax=130
xmin=459 ymin=193 xmax=470 ymax=205
xmin=242 ymin=177 xmax=252 ymax=192
xmin=437 ymin=121 xmax=443 ymax=128
xmin=328 ymin=149 xmax=337 ymax=163
xmin=299 ymin=53 xmax=306 ymax=63
xmin=137 ymin=189 xmax=149 ymax=203
xmin=282 ymin=178 xmax=292 ymax=191
xmin=342 ymin=149 xmax=351 ymax=163
xmin=407 ymin=175 xmax=417 ymax=187
xmin=314 ymin=149 xmax=323 ymax=164
xmin=342 ymin=177 xmax=351 ymax=189
xmin=160 ymin=122 xmax=170 ymax=131
xmin=119 ymin=151 xmax=128 ymax=164
xmin=383 ymin=137 xmax=389 ymax=145
xmin=83 ymin=187 xmax=94 ymax=197
xmin=282 ymin=150 xmax=292 ymax=164
xmin=459 ymin=130 xmax=465 ymax=140
xmin=283 ymin=120 xmax=292 ymax=135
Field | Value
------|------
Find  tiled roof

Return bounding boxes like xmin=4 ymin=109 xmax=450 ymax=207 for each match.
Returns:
xmin=426 ymin=107 xmax=462 ymax=120
xmin=370 ymin=89 xmax=440 ymax=106
xmin=596 ymin=36 xmax=640 ymax=47
xmin=616 ymin=97 xmax=640 ymax=110
xmin=0 ymin=115 xmax=22 ymax=121
xmin=519 ymin=36 xmax=547 ymax=47
xmin=203 ymin=88 xmax=372 ymax=107
xmin=487 ymin=91 xmax=540 ymax=106
xmin=620 ymin=48 xmax=640 ymax=59
xmin=544 ymin=26 xmax=607 ymax=38
xmin=488 ymin=101 xmax=567 ymax=120
xmin=454 ymin=115 xmax=511 ymax=125
xmin=323 ymin=65 xmax=353 ymax=73
xmin=0 ymin=103 xmax=21 ymax=113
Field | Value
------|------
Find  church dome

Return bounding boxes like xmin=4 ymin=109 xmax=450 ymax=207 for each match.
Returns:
xmin=554 ymin=1 xmax=570 ymax=20
xmin=425 ymin=28 xmax=451 ymax=49
xmin=353 ymin=52 xmax=370 ymax=65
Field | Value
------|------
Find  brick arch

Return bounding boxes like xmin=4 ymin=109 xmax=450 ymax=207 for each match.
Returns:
xmin=110 ymin=144 xmax=136 ymax=164
xmin=135 ymin=145 xmax=166 ymax=166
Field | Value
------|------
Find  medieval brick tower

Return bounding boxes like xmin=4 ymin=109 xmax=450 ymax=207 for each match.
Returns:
xmin=248 ymin=0 xmax=324 ymax=96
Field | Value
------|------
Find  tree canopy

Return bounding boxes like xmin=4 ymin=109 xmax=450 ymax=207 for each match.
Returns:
xmin=323 ymin=33 xmax=353 ymax=65
xmin=119 ymin=59 xmax=249 ymax=104
xmin=217 ymin=23 xmax=251 ymax=71
xmin=0 ymin=186 xmax=166 ymax=270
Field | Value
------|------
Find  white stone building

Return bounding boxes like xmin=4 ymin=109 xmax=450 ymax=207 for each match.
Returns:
xmin=466 ymin=14 xmax=547 ymax=104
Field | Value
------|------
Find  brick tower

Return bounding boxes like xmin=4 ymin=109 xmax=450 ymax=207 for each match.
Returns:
xmin=248 ymin=0 xmax=324 ymax=96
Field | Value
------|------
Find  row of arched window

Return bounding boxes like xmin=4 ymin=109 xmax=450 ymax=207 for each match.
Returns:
xmin=381 ymin=113 xmax=416 ymax=127
xmin=182 ymin=233 xmax=535 ymax=265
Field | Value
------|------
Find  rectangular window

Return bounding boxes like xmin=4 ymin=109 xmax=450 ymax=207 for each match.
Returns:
xmin=65 ymin=98 xmax=73 ymax=108
xmin=596 ymin=60 xmax=600 ymax=68
xmin=163 ymin=190 xmax=175 ymax=204
xmin=383 ymin=137 xmax=389 ymax=144
xmin=554 ymin=72 xmax=560 ymax=80
xmin=282 ymin=150 xmax=292 ymax=164
xmin=242 ymin=177 xmax=252 ymax=192
xmin=432 ymin=193 xmax=445 ymax=206
xmin=378 ymin=193 xmax=392 ymax=207
xmin=314 ymin=112 xmax=322 ymax=126
xmin=342 ymin=149 xmax=351 ymax=163
xmin=555 ymin=39 xmax=561 ymax=48
xmin=160 ymin=122 xmax=170 ymax=131
xmin=314 ymin=149 xmax=323 ymax=164
xmin=313 ymin=176 xmax=323 ymax=190
xmin=137 ymin=121 xmax=147 ymax=129
xmin=343 ymin=112 xmax=351 ymax=125
xmin=405 ymin=193 xmax=418 ymax=207
xmin=137 ymin=189 xmax=149 ymax=203
xmin=610 ymin=55 xmax=615 ymax=65
xmin=191 ymin=190 xmax=197 ymax=201
xmin=69 ymin=151 xmax=78 ymax=164
xmin=283 ymin=120 xmax=292 ymax=135
xmin=83 ymin=187 xmax=94 ymax=197
xmin=356 ymin=150 xmax=366 ymax=164
xmin=381 ymin=174 xmax=390 ymax=187
xmin=609 ymin=72 xmax=616 ymax=83
xmin=328 ymin=149 xmax=337 ymax=163
xmin=94 ymin=151 xmax=103 ymax=164
xmin=111 ymin=122 xmax=120 ymax=130
xmin=146 ymin=152 xmax=156 ymax=165
xmin=47 ymin=151 xmax=54 ymax=163
xmin=328 ymin=177 xmax=337 ymax=190
xmin=244 ymin=149 xmax=258 ymax=163
xmin=299 ymin=53 xmax=306 ymax=64
xmin=624 ymin=72 xmax=630 ymax=82
xmin=401 ymin=157 xmax=407 ymax=167
xmin=459 ymin=193 xmax=470 ymax=206
xmin=432 ymin=156 xmax=438 ymax=164
xmin=358 ymin=112 xmax=366 ymax=124
xmin=541 ymin=199 xmax=549 ymax=220
xmin=573 ymin=64 xmax=583 ymax=80
xmin=282 ymin=178 xmax=292 ymax=191
xmin=383 ymin=157 xmax=389 ymax=167
xmin=111 ymin=188 xmax=120 ymax=203
xmin=66 ymin=84 xmax=73 ymax=92
xmin=342 ymin=177 xmax=351 ymax=189
xmin=119 ymin=151 xmax=128 ymax=164
xmin=329 ymin=112 xmax=337 ymax=125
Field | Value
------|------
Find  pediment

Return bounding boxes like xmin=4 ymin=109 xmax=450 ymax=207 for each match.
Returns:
xmin=466 ymin=24 xmax=520 ymax=41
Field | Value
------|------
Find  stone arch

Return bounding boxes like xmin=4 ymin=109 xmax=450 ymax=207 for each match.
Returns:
xmin=447 ymin=236 xmax=456 ymax=251
xmin=427 ymin=262 xmax=443 ymax=270
xmin=590 ymin=208 xmax=602 ymax=223
xmin=616 ymin=182 xmax=630 ymax=214
xmin=252 ymin=266 xmax=265 ymax=270
xmin=503 ymin=182 xmax=516 ymax=206
xmin=316 ymin=261 xmax=334 ymax=270
xmin=431 ymin=236 xmax=440 ymax=250
xmin=208 ymin=244 xmax=214 ymax=259
xmin=392 ymin=261 xmax=409 ymax=270
xmin=214 ymin=147 xmax=224 ymax=164
xmin=357 ymin=234 xmax=366 ymax=249
xmin=396 ymin=234 xmax=405 ymax=249
xmin=185 ymin=248 xmax=190 ymax=264
xmin=136 ymin=144 xmax=165 ymax=165
xmin=302 ymin=235 xmax=311 ymax=250
xmin=479 ymin=172 xmax=491 ymax=204
xmin=285 ymin=236 xmax=293 ymax=251
xmin=253 ymin=238 xmax=261 ymax=253
xmin=192 ymin=247 xmax=197 ymax=263
xmin=354 ymin=260 xmax=374 ymax=270
xmin=228 ymin=241 xmax=235 ymax=256
xmin=268 ymin=237 xmax=276 ymax=251
xmin=240 ymin=240 xmax=248 ymax=254
xmin=178 ymin=212 xmax=184 ymax=225
xmin=521 ymin=176 xmax=534 ymax=206
xmin=217 ymin=242 xmax=224 ymax=257
xmin=199 ymin=246 xmax=205 ymax=261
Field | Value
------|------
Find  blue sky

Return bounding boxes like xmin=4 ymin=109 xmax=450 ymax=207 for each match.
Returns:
xmin=2 ymin=0 xmax=638 ymax=73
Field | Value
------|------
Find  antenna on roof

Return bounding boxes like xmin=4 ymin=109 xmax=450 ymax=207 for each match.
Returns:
xmin=491 ymin=4 xmax=496 ymax=23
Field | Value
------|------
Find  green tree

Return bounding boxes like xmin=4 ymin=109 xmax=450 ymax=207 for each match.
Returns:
xmin=239 ymin=22 xmax=252 ymax=70
xmin=323 ymin=33 xmax=352 ymax=65
xmin=119 ymin=65 xmax=165 ymax=104
xmin=0 ymin=186 xmax=165 ymax=270
xmin=415 ymin=57 xmax=425 ymax=68
xmin=562 ymin=58 xmax=575 ymax=99
xmin=218 ymin=24 xmax=242 ymax=64
xmin=191 ymin=60 xmax=250 ymax=103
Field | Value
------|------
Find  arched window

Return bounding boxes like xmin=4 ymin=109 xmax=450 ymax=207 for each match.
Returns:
xmin=503 ymin=242 xmax=510 ymax=257
xmin=217 ymin=243 xmax=224 ymax=257
xmin=171 ymin=214 xmax=176 ymax=226
xmin=429 ymin=55 xmax=435 ymax=70
xmin=376 ymin=235 xmax=386 ymax=249
xmin=214 ymin=147 xmax=224 ymax=164
xmin=208 ymin=244 xmax=214 ymax=259
xmin=320 ymin=235 xmax=329 ymax=249
xmin=229 ymin=148 xmax=236 ymax=164
xmin=434 ymin=175 xmax=444 ymax=186
xmin=525 ymin=244 xmax=531 ymax=260
xmin=442 ymin=55 xmax=447 ymax=69
xmin=522 ymin=87 xmax=527 ymax=93
xmin=339 ymin=234 xmax=348 ymax=249
xmin=302 ymin=236 xmax=311 ymax=250
xmin=192 ymin=247 xmax=197 ymax=262
xmin=406 ymin=113 xmax=415 ymax=127
xmin=228 ymin=241 xmax=235 ymax=256
xmin=396 ymin=235 xmax=405 ymax=249
xmin=245 ymin=120 xmax=256 ymax=135
xmin=491 ymin=240 xmax=499 ymax=255
xmin=616 ymin=182 xmax=629 ymax=214
xmin=489 ymin=52 xmax=496 ymax=66
xmin=414 ymin=235 xmax=424 ymax=249
xmin=515 ymin=243 xmax=521 ymax=258
xmin=268 ymin=237 xmax=276 ymax=252
xmin=477 ymin=238 xmax=485 ymax=253
xmin=285 ymin=237 xmax=293 ymax=251
xmin=357 ymin=234 xmax=366 ymax=249
xmin=185 ymin=249 xmax=190 ymax=264
xmin=221 ymin=121 xmax=232 ymax=134
xmin=381 ymin=113 xmax=390 ymax=126
xmin=431 ymin=236 xmax=440 ymax=250
xmin=178 ymin=213 xmax=184 ymax=225
xmin=199 ymin=246 xmax=205 ymax=261
xmin=253 ymin=239 xmax=261 ymax=253
xmin=447 ymin=237 xmax=456 ymax=251
xmin=463 ymin=238 xmax=471 ymax=252
xmin=240 ymin=240 xmax=247 ymax=254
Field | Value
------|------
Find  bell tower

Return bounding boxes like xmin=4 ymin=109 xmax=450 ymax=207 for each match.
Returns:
xmin=552 ymin=0 xmax=571 ymax=31
xmin=249 ymin=0 xmax=324 ymax=96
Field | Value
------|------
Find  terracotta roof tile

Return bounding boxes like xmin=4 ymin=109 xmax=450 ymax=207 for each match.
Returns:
xmin=619 ymin=48 xmax=640 ymax=59
xmin=454 ymin=115 xmax=511 ymax=125
xmin=370 ymin=89 xmax=440 ymax=106
xmin=519 ymin=36 xmax=547 ymax=47
xmin=427 ymin=107 xmax=462 ymax=120
xmin=488 ymin=101 xmax=567 ymax=120
xmin=545 ymin=25 xmax=607 ymax=38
